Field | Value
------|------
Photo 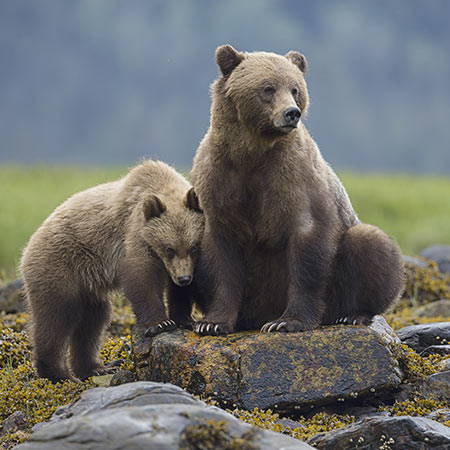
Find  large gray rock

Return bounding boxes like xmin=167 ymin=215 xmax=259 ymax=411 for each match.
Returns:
xmin=17 ymin=382 xmax=313 ymax=450
xmin=134 ymin=318 xmax=402 ymax=415
xmin=420 ymin=245 xmax=450 ymax=274
xmin=396 ymin=322 xmax=450 ymax=353
xmin=308 ymin=415 xmax=450 ymax=449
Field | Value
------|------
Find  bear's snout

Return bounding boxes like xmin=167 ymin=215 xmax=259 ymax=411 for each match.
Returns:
xmin=282 ymin=106 xmax=301 ymax=127
xmin=177 ymin=275 xmax=193 ymax=286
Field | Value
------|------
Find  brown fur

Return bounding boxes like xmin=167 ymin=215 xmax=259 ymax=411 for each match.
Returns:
xmin=191 ymin=45 xmax=404 ymax=335
xmin=20 ymin=160 xmax=204 ymax=382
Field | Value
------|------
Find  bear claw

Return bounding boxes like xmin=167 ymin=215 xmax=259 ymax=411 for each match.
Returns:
xmin=145 ymin=319 xmax=177 ymax=337
xmin=193 ymin=321 xmax=232 ymax=335
xmin=261 ymin=319 xmax=312 ymax=333
xmin=334 ymin=314 xmax=373 ymax=326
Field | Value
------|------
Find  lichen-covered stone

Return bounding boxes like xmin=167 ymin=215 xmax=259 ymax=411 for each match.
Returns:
xmin=16 ymin=382 xmax=313 ymax=450
xmin=396 ymin=322 xmax=450 ymax=353
xmin=308 ymin=415 xmax=450 ymax=449
xmin=134 ymin=322 xmax=402 ymax=414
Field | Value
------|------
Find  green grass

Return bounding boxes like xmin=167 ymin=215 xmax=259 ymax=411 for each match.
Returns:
xmin=0 ymin=166 xmax=127 ymax=279
xmin=340 ymin=173 xmax=450 ymax=256
xmin=0 ymin=166 xmax=449 ymax=278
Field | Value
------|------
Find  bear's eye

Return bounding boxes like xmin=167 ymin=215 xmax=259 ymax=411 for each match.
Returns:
xmin=291 ymin=88 xmax=298 ymax=96
xmin=166 ymin=248 xmax=176 ymax=259
xmin=190 ymin=245 xmax=199 ymax=255
xmin=264 ymin=86 xmax=276 ymax=95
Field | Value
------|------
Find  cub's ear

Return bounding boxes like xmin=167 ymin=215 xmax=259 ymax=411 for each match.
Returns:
xmin=143 ymin=194 xmax=167 ymax=220
xmin=216 ymin=45 xmax=244 ymax=76
xmin=183 ymin=187 xmax=202 ymax=213
xmin=285 ymin=51 xmax=308 ymax=75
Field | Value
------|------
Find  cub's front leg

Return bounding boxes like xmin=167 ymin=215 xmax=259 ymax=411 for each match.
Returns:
xmin=261 ymin=235 xmax=329 ymax=333
xmin=193 ymin=230 xmax=245 ymax=335
xmin=119 ymin=256 xmax=176 ymax=337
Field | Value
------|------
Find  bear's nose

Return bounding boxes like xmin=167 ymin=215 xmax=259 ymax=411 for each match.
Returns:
xmin=177 ymin=275 xmax=193 ymax=286
xmin=283 ymin=107 xmax=301 ymax=126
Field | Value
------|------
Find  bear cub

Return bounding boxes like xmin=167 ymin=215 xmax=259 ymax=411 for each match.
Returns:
xmin=191 ymin=45 xmax=404 ymax=335
xmin=21 ymin=160 xmax=204 ymax=382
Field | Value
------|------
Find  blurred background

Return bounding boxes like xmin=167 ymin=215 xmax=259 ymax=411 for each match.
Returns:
xmin=1 ymin=0 xmax=450 ymax=171
xmin=0 ymin=0 xmax=449 ymax=276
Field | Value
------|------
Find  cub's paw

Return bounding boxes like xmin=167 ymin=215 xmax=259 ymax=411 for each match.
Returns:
xmin=334 ymin=314 xmax=373 ymax=326
xmin=144 ymin=319 xmax=177 ymax=337
xmin=261 ymin=319 xmax=314 ymax=333
xmin=193 ymin=321 xmax=233 ymax=336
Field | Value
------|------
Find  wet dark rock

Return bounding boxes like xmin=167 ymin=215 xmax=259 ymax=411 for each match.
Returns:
xmin=413 ymin=299 xmax=450 ymax=319
xmin=420 ymin=344 xmax=450 ymax=357
xmin=134 ymin=320 xmax=402 ymax=415
xmin=396 ymin=322 xmax=450 ymax=353
xmin=0 ymin=410 xmax=28 ymax=436
xmin=420 ymin=245 xmax=450 ymax=274
xmin=16 ymin=382 xmax=312 ymax=450
xmin=0 ymin=279 xmax=24 ymax=313
xmin=308 ymin=415 xmax=450 ymax=449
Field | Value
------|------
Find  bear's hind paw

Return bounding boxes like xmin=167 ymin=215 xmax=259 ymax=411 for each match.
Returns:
xmin=144 ymin=319 xmax=177 ymax=337
xmin=334 ymin=314 xmax=373 ymax=326
xmin=193 ymin=321 xmax=233 ymax=336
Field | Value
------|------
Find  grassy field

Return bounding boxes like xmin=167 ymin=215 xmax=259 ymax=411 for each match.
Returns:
xmin=0 ymin=166 xmax=449 ymax=279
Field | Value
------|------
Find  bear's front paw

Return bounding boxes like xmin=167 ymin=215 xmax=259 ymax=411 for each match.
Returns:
xmin=261 ymin=319 xmax=315 ymax=333
xmin=193 ymin=321 xmax=233 ymax=336
xmin=144 ymin=319 xmax=177 ymax=337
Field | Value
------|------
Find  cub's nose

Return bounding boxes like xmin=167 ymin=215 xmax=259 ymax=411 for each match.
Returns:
xmin=177 ymin=275 xmax=193 ymax=286
xmin=283 ymin=106 xmax=301 ymax=126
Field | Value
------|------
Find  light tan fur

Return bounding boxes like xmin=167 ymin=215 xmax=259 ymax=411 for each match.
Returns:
xmin=20 ymin=160 xmax=204 ymax=382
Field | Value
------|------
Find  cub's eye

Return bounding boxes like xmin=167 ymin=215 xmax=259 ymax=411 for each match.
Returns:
xmin=291 ymin=88 xmax=298 ymax=96
xmin=166 ymin=248 xmax=176 ymax=259
xmin=190 ymin=245 xmax=199 ymax=255
xmin=264 ymin=86 xmax=276 ymax=95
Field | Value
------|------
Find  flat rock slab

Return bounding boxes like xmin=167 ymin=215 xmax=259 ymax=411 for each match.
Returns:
xmin=134 ymin=320 xmax=402 ymax=414
xmin=396 ymin=322 xmax=450 ymax=353
xmin=308 ymin=415 xmax=450 ymax=450
xmin=17 ymin=382 xmax=312 ymax=450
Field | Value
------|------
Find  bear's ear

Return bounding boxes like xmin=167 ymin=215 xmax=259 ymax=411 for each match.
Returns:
xmin=216 ymin=45 xmax=244 ymax=76
xmin=183 ymin=187 xmax=202 ymax=213
xmin=143 ymin=194 xmax=167 ymax=220
xmin=285 ymin=51 xmax=308 ymax=75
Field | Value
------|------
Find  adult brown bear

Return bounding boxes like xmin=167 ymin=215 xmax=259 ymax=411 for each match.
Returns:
xmin=191 ymin=45 xmax=404 ymax=335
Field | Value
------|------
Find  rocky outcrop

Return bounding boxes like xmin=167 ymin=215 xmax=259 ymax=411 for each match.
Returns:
xmin=134 ymin=316 xmax=402 ymax=415
xmin=308 ymin=415 xmax=450 ymax=449
xmin=396 ymin=322 xmax=450 ymax=353
xmin=15 ymin=382 xmax=313 ymax=450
